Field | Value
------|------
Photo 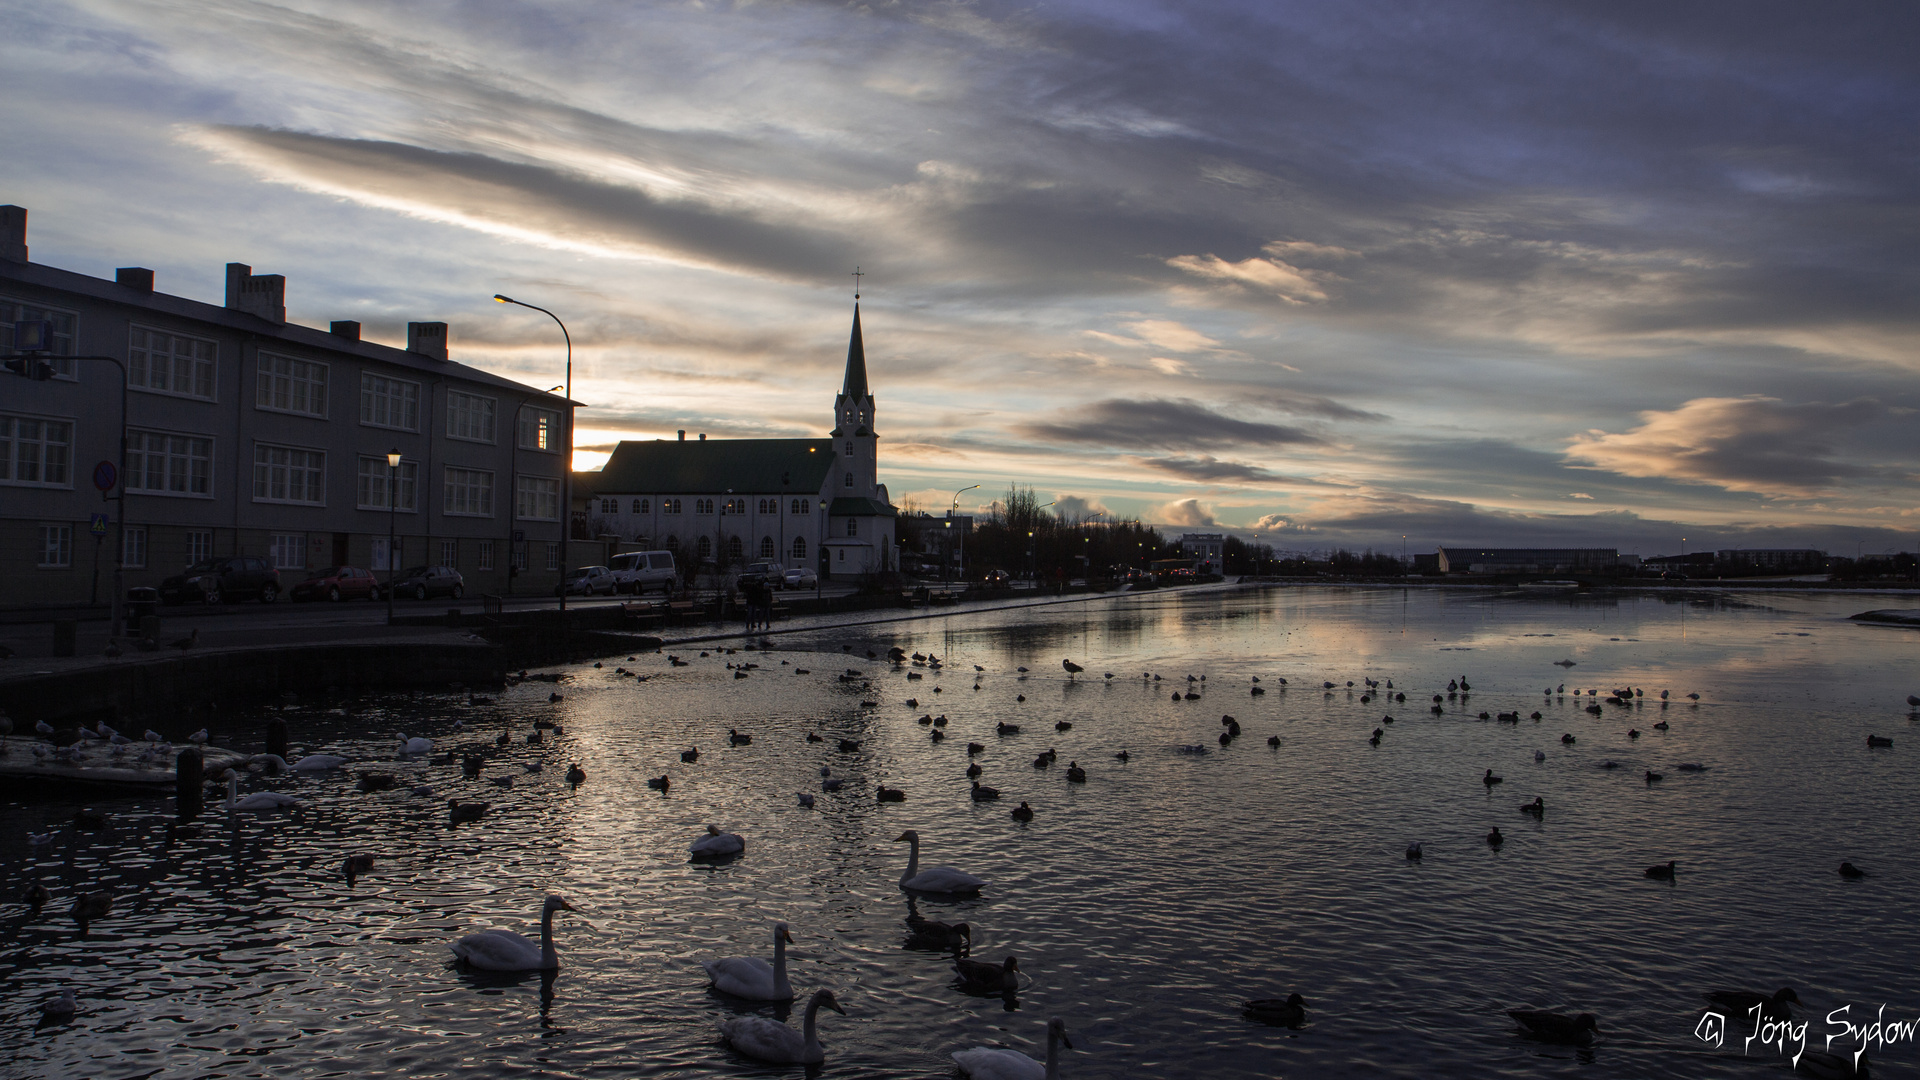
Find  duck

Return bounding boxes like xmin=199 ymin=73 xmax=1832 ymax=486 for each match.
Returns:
xmin=1645 ymin=770 xmax=1664 ymax=783
xmin=450 ymin=894 xmax=576 ymax=971
xmin=821 ymin=770 xmax=845 ymax=793
xmin=646 ymin=774 xmax=671 ymax=792
xmin=1867 ymin=735 xmax=1893 ymax=748
xmin=906 ymin=903 xmax=973 ymax=952
xmin=1839 ymin=862 xmax=1867 ymax=879
xmin=680 ymin=746 xmax=699 ymax=763
xmin=729 ymin=729 xmax=752 ymax=746
xmin=1267 ymin=735 xmax=1281 ymax=747
xmin=395 ymin=734 xmax=433 ymax=755
xmin=971 ymin=781 xmax=1001 ymax=801
xmin=1507 ymin=1009 xmax=1599 ymax=1046
xmin=719 ymin=987 xmax=845 ymax=1065
xmin=878 ymin=785 xmax=907 ymax=802
xmin=1065 ymin=762 xmax=1086 ymax=783
xmin=704 ymin=921 xmax=795 ymax=999
xmin=1520 ymin=797 xmax=1544 ymax=818
xmin=342 ymin=853 xmax=376 ymax=886
xmin=1706 ymin=986 xmax=1801 ymax=1020
xmin=1114 ymin=750 xmax=1131 ymax=762
xmin=1244 ymin=992 xmax=1308 ymax=1028
xmin=955 ymin=954 xmax=1020 ymax=993
xmin=1653 ymin=720 xmax=1670 ymax=730
xmin=565 ymin=763 xmax=586 ymax=785
xmin=968 ymin=742 xmax=987 ymax=754
xmin=1645 ymin=860 xmax=1677 ymax=880
xmin=25 ymin=881 xmax=50 ymax=912
xmin=223 ymin=772 xmax=305 ymax=811
xmin=997 ymin=722 xmax=1021 ymax=735
xmin=1482 ymin=769 xmax=1503 ymax=787
xmin=70 ymin=889 xmax=112 ymax=932
xmin=1487 ymin=827 xmax=1503 ymax=846
xmin=896 ymin=830 xmax=987 ymax=893
xmin=447 ymin=799 xmax=490 ymax=823
xmin=1032 ymin=753 xmax=1051 ymax=769
xmin=953 ymin=1017 xmax=1071 ymax=1080
xmin=491 ymin=774 xmax=515 ymax=789
xmin=1405 ymin=842 xmax=1423 ymax=860
xmin=690 ymin=825 xmax=746 ymax=858
xmin=966 ymin=762 xmax=983 ymax=778
xmin=1011 ymin=801 xmax=1034 ymax=822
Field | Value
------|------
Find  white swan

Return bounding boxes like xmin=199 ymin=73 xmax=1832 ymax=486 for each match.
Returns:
xmin=896 ymin=830 xmax=987 ymax=894
xmin=720 ymin=987 xmax=845 ymax=1064
xmin=396 ymin=734 xmax=434 ymax=755
xmin=690 ymin=825 xmax=746 ymax=858
xmin=954 ymin=1017 xmax=1072 ymax=1079
xmin=703 ymin=921 xmax=794 ymax=999
xmin=292 ymin=754 xmax=350 ymax=772
xmin=224 ymin=773 xmax=305 ymax=811
xmin=450 ymin=894 xmax=576 ymax=971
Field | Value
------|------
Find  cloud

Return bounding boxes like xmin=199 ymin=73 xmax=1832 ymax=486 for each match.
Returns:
xmin=1134 ymin=455 xmax=1278 ymax=483
xmin=1051 ymin=494 xmax=1109 ymax=520
xmin=1122 ymin=319 xmax=1221 ymax=353
xmin=1245 ymin=388 xmax=1386 ymax=422
xmin=1156 ymin=498 xmax=1218 ymax=527
xmin=1166 ymin=247 xmax=1333 ymax=304
xmin=1565 ymin=396 xmax=1902 ymax=497
xmin=1019 ymin=398 xmax=1323 ymax=450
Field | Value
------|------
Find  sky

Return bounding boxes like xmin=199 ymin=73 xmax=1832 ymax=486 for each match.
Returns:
xmin=3 ymin=0 xmax=1917 ymax=557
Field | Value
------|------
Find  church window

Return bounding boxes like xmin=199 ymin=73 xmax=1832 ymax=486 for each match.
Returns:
xmin=843 ymin=472 xmax=853 ymax=489
xmin=845 ymin=442 xmax=853 ymax=456
xmin=792 ymin=537 xmax=806 ymax=561
xmin=846 ymin=518 xmax=858 ymax=537
xmin=790 ymin=498 xmax=810 ymax=515
xmin=664 ymin=535 xmax=679 ymax=551
xmin=663 ymin=498 xmax=681 ymax=514
xmin=696 ymin=536 xmax=712 ymax=559
xmin=633 ymin=498 xmax=649 ymax=514
xmin=727 ymin=536 xmax=743 ymax=559
xmin=723 ymin=497 xmax=746 ymax=514
xmin=760 ymin=536 xmax=774 ymax=558
xmin=601 ymin=498 xmax=617 ymax=514
xmin=696 ymin=498 xmax=714 ymax=514
xmin=838 ymin=548 xmax=844 ymax=562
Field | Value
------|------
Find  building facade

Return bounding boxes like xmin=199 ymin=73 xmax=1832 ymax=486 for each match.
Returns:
xmin=575 ymin=304 xmax=897 ymax=580
xmin=0 ymin=205 xmax=574 ymax=608
xmin=1180 ymin=532 xmax=1225 ymax=573
xmin=1433 ymin=547 xmax=1624 ymax=575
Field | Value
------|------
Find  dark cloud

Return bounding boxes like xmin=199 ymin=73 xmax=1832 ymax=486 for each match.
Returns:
xmin=1020 ymin=398 xmax=1323 ymax=450
xmin=1132 ymin=454 xmax=1342 ymax=487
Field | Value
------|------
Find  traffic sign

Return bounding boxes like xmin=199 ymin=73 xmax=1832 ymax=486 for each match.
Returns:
xmin=89 ymin=513 xmax=109 ymax=536
xmin=93 ymin=460 xmax=117 ymax=492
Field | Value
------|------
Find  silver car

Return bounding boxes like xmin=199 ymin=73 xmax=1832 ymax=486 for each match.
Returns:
xmin=556 ymin=565 xmax=616 ymax=596
xmin=783 ymin=567 xmax=818 ymax=589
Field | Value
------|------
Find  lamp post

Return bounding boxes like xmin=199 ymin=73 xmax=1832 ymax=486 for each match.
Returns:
xmin=493 ymin=294 xmax=572 ymax=613
xmin=385 ymin=448 xmax=401 ymax=624
xmin=505 ymin=386 xmax=565 ymax=596
xmin=818 ymin=498 xmax=827 ymax=602
xmin=949 ymin=484 xmax=978 ymax=583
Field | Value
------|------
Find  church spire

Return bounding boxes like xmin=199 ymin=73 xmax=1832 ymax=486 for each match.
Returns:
xmin=842 ymin=302 xmax=870 ymax=402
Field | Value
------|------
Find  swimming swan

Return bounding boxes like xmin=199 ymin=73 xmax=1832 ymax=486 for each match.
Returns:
xmin=396 ymin=734 xmax=434 ymax=755
xmin=449 ymin=894 xmax=576 ymax=971
xmin=896 ymin=830 xmax=987 ymax=894
xmin=703 ymin=921 xmax=794 ymax=1000
xmin=690 ymin=825 xmax=746 ymax=858
xmin=720 ymin=987 xmax=845 ymax=1064
xmin=292 ymin=754 xmax=350 ymax=772
xmin=954 ymin=1017 xmax=1072 ymax=1079
xmin=224 ymin=773 xmax=305 ymax=811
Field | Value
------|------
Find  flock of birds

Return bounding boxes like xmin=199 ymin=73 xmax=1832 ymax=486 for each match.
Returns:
xmin=12 ymin=644 xmax=1914 ymax=1078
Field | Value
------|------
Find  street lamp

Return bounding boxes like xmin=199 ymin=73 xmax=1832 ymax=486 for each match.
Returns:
xmin=949 ymin=484 xmax=978 ymax=583
xmin=385 ymin=448 xmax=401 ymax=625
xmin=494 ymin=294 xmax=573 ymax=613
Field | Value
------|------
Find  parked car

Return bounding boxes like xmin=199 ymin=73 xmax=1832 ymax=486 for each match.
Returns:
xmin=384 ymin=565 xmax=465 ymax=600
xmin=737 ymin=561 xmax=784 ymax=590
xmin=159 ymin=556 xmax=282 ymax=605
xmin=291 ymin=565 xmax=379 ymax=602
xmin=783 ymin=566 xmax=818 ymax=589
xmin=556 ymin=565 xmax=616 ymax=596
xmin=607 ymin=550 xmax=678 ymax=595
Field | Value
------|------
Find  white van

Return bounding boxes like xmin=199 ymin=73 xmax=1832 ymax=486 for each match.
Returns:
xmin=608 ymin=550 xmax=679 ymax=595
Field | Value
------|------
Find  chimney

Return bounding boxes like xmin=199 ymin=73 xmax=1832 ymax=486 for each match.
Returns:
xmin=407 ymin=321 xmax=448 ymax=360
xmin=0 ymin=205 xmax=26 ymax=263
xmin=677 ymin=430 xmax=685 ymax=441
xmin=699 ymin=433 xmax=707 ymax=441
xmin=329 ymin=320 xmax=362 ymax=341
xmin=225 ymin=263 xmax=286 ymax=323
xmin=116 ymin=267 xmax=154 ymax=292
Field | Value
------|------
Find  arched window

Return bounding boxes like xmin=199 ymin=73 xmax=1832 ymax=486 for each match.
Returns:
xmin=758 ymin=498 xmax=773 ymax=514
xmin=792 ymin=536 xmax=806 ymax=561
xmin=846 ymin=518 xmax=858 ymax=537
xmin=790 ymin=498 xmax=810 ymax=515
xmin=664 ymin=499 xmax=681 ymax=514
xmin=601 ymin=498 xmax=617 ymax=514
xmin=696 ymin=498 xmax=714 ymax=515
xmin=844 ymin=472 xmax=853 ymax=488
xmin=696 ymin=536 xmax=712 ymax=559
xmin=633 ymin=498 xmax=648 ymax=514
xmin=727 ymin=536 xmax=743 ymax=559
xmin=664 ymin=535 xmax=679 ymax=551
xmin=760 ymin=536 xmax=774 ymax=558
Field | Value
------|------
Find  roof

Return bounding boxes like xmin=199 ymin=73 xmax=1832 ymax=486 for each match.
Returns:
xmin=840 ymin=303 xmax=868 ymax=402
xmin=0 ymin=258 xmax=577 ymax=404
xmin=582 ymin=438 xmax=837 ymax=495
xmin=830 ymin=496 xmax=896 ymax=517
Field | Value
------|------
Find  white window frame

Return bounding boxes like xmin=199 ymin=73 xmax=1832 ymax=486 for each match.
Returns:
xmin=121 ymin=525 xmax=148 ymax=569
xmin=847 ymin=518 xmax=858 ymax=537
xmin=128 ymin=325 xmax=217 ymax=400
xmin=1 ymin=297 xmax=78 ymax=380
xmin=126 ymin=428 xmax=213 ymax=498
xmin=270 ymin=533 xmax=307 ymax=571
xmin=38 ymin=524 xmax=72 ymax=568
xmin=633 ymin=498 xmax=649 ymax=514
xmin=695 ymin=498 xmax=714 ymax=515
xmin=760 ymin=536 xmax=775 ymax=559
xmin=515 ymin=474 xmax=559 ymax=521
xmin=252 ymin=442 xmax=327 ymax=506
xmin=477 ymin=539 xmax=495 ymax=571
xmin=518 ymin=407 xmax=559 ymax=451
xmin=256 ymin=351 xmax=328 ymax=418
xmin=791 ymin=536 xmax=807 ymax=561
xmin=446 ymin=389 xmax=497 ymax=443
xmin=545 ymin=542 xmax=560 ymax=571
xmin=0 ymin=413 xmax=74 ymax=488
xmin=791 ymin=498 xmax=811 ymax=515
xmin=356 ymin=456 xmax=418 ymax=512
xmin=844 ymin=472 xmax=854 ymax=488
xmin=360 ymin=372 xmax=420 ymax=432
xmin=440 ymin=538 xmax=458 ymax=567
xmin=185 ymin=530 xmax=213 ymax=564
xmin=445 ymin=466 xmax=496 ymax=518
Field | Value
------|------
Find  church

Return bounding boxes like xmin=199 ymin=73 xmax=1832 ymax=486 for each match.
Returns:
xmin=574 ymin=304 xmax=897 ymax=580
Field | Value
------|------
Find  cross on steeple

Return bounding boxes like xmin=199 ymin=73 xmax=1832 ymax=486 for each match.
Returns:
xmin=852 ymin=266 xmax=863 ymax=300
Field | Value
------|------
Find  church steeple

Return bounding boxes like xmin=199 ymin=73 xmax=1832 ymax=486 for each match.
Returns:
xmin=842 ymin=303 xmax=869 ymax=402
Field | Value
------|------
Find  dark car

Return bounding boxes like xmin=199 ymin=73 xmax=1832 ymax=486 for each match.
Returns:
xmin=384 ymin=565 xmax=465 ymax=600
xmin=290 ymin=565 xmax=379 ymax=602
xmin=736 ymin=561 xmax=783 ymax=590
xmin=159 ymin=556 xmax=282 ymax=605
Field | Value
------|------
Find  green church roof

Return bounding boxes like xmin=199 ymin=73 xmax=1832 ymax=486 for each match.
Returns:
xmin=830 ymin=496 xmax=897 ymax=517
xmin=582 ymin=439 xmax=837 ymax=495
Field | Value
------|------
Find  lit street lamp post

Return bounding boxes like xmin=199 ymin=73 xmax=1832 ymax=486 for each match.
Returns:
xmin=493 ymin=294 xmax=573 ymax=613
xmin=385 ymin=448 xmax=400 ymax=625
xmin=948 ymin=484 xmax=978 ymax=583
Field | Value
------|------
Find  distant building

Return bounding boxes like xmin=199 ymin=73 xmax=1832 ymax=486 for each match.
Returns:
xmin=1714 ymin=549 xmax=1826 ymax=573
xmin=1411 ymin=553 xmax=1440 ymax=574
xmin=1181 ymin=532 xmax=1225 ymax=573
xmin=1434 ymin=547 xmax=1620 ymax=575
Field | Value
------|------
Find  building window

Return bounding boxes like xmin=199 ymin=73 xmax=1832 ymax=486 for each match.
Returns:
xmin=791 ymin=498 xmax=810 ymax=515
xmin=722 ymin=497 xmax=745 ymax=515
xmin=270 ymin=533 xmax=307 ymax=571
xmin=837 ymin=547 xmax=844 ymax=562
xmin=792 ymin=536 xmax=806 ymax=562
xmin=38 ymin=524 xmax=72 ymax=568
xmin=478 ymin=539 xmax=495 ymax=571
xmin=845 ymin=442 xmax=853 ymax=456
xmin=127 ymin=429 xmax=212 ymax=497
xmin=0 ymin=415 xmax=73 ymax=487
xmin=760 ymin=536 xmax=775 ymax=559
xmin=445 ymin=467 xmax=496 ymax=517
xmin=356 ymin=456 xmax=417 ymax=511
xmin=663 ymin=498 xmax=681 ymax=514
xmin=446 ymin=390 xmax=496 ymax=443
xmin=441 ymin=539 xmax=458 ymax=567
xmin=515 ymin=475 xmax=559 ymax=521
xmin=1 ymin=298 xmax=77 ymax=379
xmin=847 ymin=518 xmax=858 ymax=537
xmin=695 ymin=498 xmax=714 ymax=515
xmin=518 ymin=407 xmax=559 ymax=451
xmin=757 ymin=498 xmax=772 ymax=514
xmin=844 ymin=472 xmax=853 ymax=488
xmin=727 ymin=536 xmax=743 ymax=560
xmin=128 ymin=326 xmax=217 ymax=400
xmin=545 ymin=542 xmax=560 ymax=571
xmin=664 ymin=535 xmax=679 ymax=552
xmin=186 ymin=529 xmax=213 ymax=564
xmin=696 ymin=536 xmax=713 ymax=560
xmin=256 ymin=352 xmax=327 ymax=417
xmin=633 ymin=498 xmax=649 ymax=514
xmin=253 ymin=443 xmax=326 ymax=505
xmin=372 ymin=537 xmax=402 ymax=572
xmin=121 ymin=525 xmax=147 ymax=569
xmin=360 ymin=372 xmax=420 ymax=431
xmin=600 ymin=498 xmax=618 ymax=514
